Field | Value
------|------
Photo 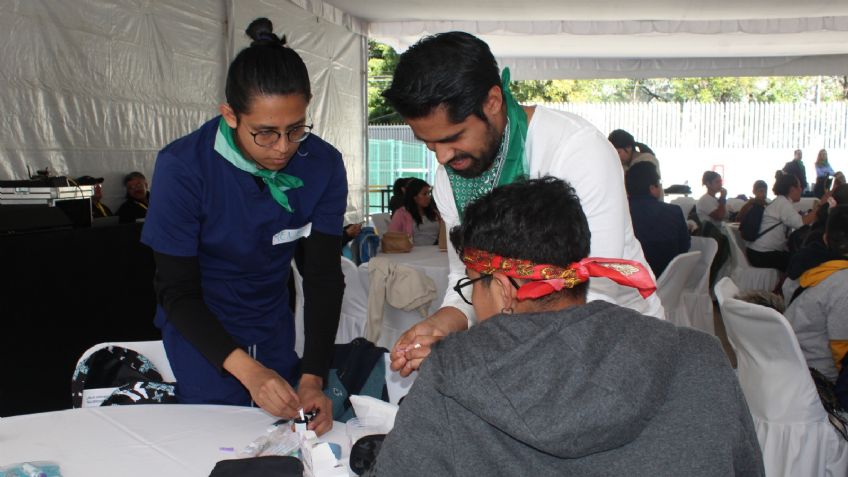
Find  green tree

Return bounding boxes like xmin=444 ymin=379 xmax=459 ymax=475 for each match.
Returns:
xmin=368 ymin=41 xmax=847 ymax=120
xmin=368 ymin=40 xmax=401 ymax=124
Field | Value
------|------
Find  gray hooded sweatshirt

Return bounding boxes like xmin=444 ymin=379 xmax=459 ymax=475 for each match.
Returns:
xmin=368 ymin=301 xmax=763 ymax=476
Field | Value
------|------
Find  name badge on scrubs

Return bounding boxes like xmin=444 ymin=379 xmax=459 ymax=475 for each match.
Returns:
xmin=272 ymin=222 xmax=312 ymax=245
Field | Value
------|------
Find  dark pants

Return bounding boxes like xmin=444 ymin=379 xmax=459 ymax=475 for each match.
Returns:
xmin=746 ymin=248 xmax=790 ymax=272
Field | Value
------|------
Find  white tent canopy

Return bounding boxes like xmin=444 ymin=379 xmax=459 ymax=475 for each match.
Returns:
xmin=2 ymin=0 xmax=847 ymax=214
xmin=326 ymin=0 xmax=848 ymax=79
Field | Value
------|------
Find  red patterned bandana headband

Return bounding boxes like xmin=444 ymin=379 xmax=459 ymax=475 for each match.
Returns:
xmin=460 ymin=248 xmax=657 ymax=300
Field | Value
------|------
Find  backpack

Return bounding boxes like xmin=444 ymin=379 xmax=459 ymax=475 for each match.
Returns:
xmin=71 ymin=346 xmax=176 ymax=408
xmin=325 ymin=338 xmax=389 ymax=422
xmin=353 ymin=226 xmax=380 ymax=264
xmin=739 ymin=202 xmax=780 ymax=242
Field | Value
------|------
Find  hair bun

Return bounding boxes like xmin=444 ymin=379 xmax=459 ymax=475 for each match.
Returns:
xmin=246 ymin=17 xmax=285 ymax=46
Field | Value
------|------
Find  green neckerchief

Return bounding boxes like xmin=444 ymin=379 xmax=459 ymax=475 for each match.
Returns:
xmin=214 ymin=117 xmax=303 ymax=212
xmin=447 ymin=67 xmax=528 ymax=218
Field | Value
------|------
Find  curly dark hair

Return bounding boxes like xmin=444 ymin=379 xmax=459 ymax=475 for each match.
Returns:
xmin=449 ymin=176 xmax=590 ymax=301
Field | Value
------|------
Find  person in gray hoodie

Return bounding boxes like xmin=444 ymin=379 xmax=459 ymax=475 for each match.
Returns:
xmin=367 ymin=176 xmax=763 ymax=476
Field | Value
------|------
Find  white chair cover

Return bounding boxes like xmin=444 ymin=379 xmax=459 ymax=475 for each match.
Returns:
xmin=337 ymin=256 xmax=369 ymax=344
xmin=722 ymin=222 xmax=779 ymax=294
xmin=726 ymin=197 xmax=746 ymax=214
xmin=782 ymin=278 xmax=800 ymax=304
xmin=794 ymin=197 xmax=819 ymax=213
xmin=670 ymin=196 xmax=696 ymax=219
xmin=683 ymin=236 xmax=718 ymax=335
xmin=291 ymin=260 xmax=305 ymax=357
xmin=715 ymin=278 xmax=848 ymax=477
xmin=370 ymin=212 xmax=391 ymax=236
xmin=657 ymin=251 xmax=701 ymax=327
xmin=383 ymin=353 xmax=416 ymax=405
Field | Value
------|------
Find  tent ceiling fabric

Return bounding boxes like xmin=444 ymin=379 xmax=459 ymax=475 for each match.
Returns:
xmin=323 ymin=0 xmax=848 ymax=78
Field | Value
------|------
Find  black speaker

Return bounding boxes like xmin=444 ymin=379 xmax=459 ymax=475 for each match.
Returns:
xmin=0 ymin=204 xmax=74 ymax=235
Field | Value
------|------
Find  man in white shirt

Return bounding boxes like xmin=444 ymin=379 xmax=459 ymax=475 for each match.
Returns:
xmin=381 ymin=31 xmax=663 ymax=376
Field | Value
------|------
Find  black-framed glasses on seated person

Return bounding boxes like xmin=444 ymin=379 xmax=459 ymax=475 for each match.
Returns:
xmin=453 ymin=274 xmax=521 ymax=305
xmin=250 ymin=123 xmax=313 ymax=147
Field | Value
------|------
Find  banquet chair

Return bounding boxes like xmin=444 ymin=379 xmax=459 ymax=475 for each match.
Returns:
xmin=782 ymin=277 xmax=800 ymax=304
xmin=794 ymin=197 xmax=818 ymax=213
xmin=715 ymin=278 xmax=848 ymax=477
xmin=669 ymin=196 xmax=696 ymax=220
xmin=725 ymin=197 xmax=746 ymax=217
xmin=656 ymin=251 xmax=701 ymax=326
xmin=73 ymin=340 xmax=175 ymax=408
xmin=292 ymin=260 xmax=306 ymax=357
xmin=722 ymin=222 xmax=779 ymax=294
xmin=76 ymin=341 xmax=175 ymax=382
xmin=337 ymin=256 xmax=369 ymax=344
xmin=370 ymin=212 xmax=391 ymax=236
xmin=682 ymin=236 xmax=718 ymax=334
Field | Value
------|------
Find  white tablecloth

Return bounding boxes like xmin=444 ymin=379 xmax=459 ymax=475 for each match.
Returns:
xmin=358 ymin=246 xmax=450 ymax=349
xmin=0 ymin=405 xmax=350 ymax=477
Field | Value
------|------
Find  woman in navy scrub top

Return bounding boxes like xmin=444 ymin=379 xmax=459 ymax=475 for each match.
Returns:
xmin=141 ymin=18 xmax=345 ymax=435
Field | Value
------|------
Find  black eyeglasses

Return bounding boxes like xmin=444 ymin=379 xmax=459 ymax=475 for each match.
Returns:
xmin=250 ymin=124 xmax=313 ymax=147
xmin=453 ymin=275 xmax=521 ymax=305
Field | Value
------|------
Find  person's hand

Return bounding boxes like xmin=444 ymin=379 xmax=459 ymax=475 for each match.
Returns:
xmin=719 ymin=187 xmax=727 ymax=199
xmin=298 ymin=374 xmax=333 ymax=436
xmin=391 ymin=317 xmax=450 ymax=377
xmin=224 ymin=348 xmax=300 ymax=418
xmin=344 ymin=223 xmax=362 ymax=239
xmin=243 ymin=365 xmax=302 ymax=418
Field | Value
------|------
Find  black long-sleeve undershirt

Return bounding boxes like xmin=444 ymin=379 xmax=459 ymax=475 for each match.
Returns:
xmin=153 ymin=230 xmax=344 ymax=382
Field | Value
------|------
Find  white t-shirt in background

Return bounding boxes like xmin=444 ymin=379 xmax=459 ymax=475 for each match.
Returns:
xmin=434 ymin=106 xmax=664 ymax=324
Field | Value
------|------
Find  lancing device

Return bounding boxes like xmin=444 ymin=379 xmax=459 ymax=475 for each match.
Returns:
xmin=294 ymin=408 xmax=317 ymax=433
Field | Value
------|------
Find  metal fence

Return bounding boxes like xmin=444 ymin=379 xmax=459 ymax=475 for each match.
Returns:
xmin=367 ymin=102 xmax=848 ymax=213
xmin=541 ymin=102 xmax=848 ymax=149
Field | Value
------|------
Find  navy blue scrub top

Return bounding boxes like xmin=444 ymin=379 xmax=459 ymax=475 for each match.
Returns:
xmin=141 ymin=116 xmax=347 ymax=347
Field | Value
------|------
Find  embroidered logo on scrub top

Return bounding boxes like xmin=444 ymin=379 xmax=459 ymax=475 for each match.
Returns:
xmin=272 ymin=222 xmax=312 ymax=245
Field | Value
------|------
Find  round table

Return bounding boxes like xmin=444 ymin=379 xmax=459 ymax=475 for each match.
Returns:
xmin=0 ymin=404 xmax=350 ymax=477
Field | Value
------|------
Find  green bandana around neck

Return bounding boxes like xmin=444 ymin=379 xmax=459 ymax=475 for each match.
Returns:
xmin=446 ymin=67 xmax=528 ymax=219
xmin=214 ymin=117 xmax=303 ymax=212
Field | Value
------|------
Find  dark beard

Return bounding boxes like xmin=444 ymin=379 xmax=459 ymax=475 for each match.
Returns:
xmin=449 ymin=122 xmax=503 ymax=179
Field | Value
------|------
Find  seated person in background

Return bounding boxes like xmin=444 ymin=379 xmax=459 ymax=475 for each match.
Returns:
xmin=76 ymin=175 xmax=113 ymax=218
xmin=813 ymin=149 xmax=835 ymax=198
xmin=786 ymin=182 xmax=848 ymax=257
xmin=368 ymin=177 xmax=763 ymax=476
xmin=695 ymin=170 xmax=727 ymax=228
xmin=388 ymin=177 xmax=411 ymax=216
xmin=608 ymin=128 xmax=660 ymax=174
xmin=625 ymin=162 xmax=690 ymax=277
xmin=735 ymin=180 xmax=768 ymax=225
xmin=783 ymin=149 xmax=809 ymax=194
xmin=785 ymin=205 xmax=848 ymax=382
xmin=117 ymin=171 xmax=149 ymax=223
xmin=746 ymin=173 xmax=817 ymax=272
xmin=387 ymin=178 xmax=440 ymax=246
xmin=787 ymin=185 xmax=848 ymax=290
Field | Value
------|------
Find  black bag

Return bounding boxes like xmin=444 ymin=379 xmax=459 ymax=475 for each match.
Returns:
xmin=350 ymin=434 xmax=387 ymax=475
xmin=209 ymin=456 xmax=303 ymax=477
xmin=71 ymin=346 xmax=176 ymax=408
xmin=809 ymin=368 xmax=848 ymax=441
xmin=739 ymin=202 xmax=779 ymax=242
